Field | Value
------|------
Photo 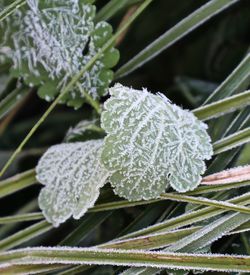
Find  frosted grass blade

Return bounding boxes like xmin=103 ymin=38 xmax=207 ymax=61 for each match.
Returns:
xmin=193 ymin=90 xmax=250 ymax=121
xmin=213 ymin=127 xmax=250 ymax=155
xmin=115 ymin=0 xmax=240 ymax=78
xmin=1 ymin=247 xmax=250 ymax=273
xmin=204 ymin=52 xmax=250 ymax=104
xmin=0 ymin=169 xmax=36 ymax=199
xmin=0 ymin=221 xmax=52 ymax=251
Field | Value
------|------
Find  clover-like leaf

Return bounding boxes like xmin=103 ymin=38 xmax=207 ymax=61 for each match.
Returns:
xmin=101 ymin=84 xmax=213 ymax=200
xmin=1 ymin=0 xmax=119 ymax=108
xmin=36 ymin=139 xmax=109 ymax=227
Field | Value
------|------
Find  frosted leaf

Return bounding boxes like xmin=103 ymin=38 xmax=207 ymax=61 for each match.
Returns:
xmin=36 ymin=139 xmax=109 ymax=227
xmin=1 ymin=0 xmax=119 ymax=108
xmin=101 ymin=84 xmax=213 ymax=200
xmin=64 ymin=119 xmax=105 ymax=142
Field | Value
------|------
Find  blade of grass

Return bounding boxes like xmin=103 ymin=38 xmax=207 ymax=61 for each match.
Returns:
xmin=115 ymin=0 xmax=240 ymax=78
xmin=0 ymin=87 xmax=29 ymax=120
xmin=99 ymin=214 xmax=250 ymax=252
xmin=202 ymin=165 xmax=250 ymax=185
xmin=3 ymin=192 xmax=250 ymax=258
xmin=118 ymin=192 xmax=250 ymax=240
xmin=204 ymin=52 xmax=250 ymax=104
xmin=1 ymin=247 xmax=250 ymax=273
xmin=0 ymin=0 xmax=154 ymax=178
xmin=193 ymin=90 xmax=250 ymax=121
xmin=2 ymin=182 xmax=250 ymax=225
xmin=60 ymin=212 xmax=112 ymax=246
xmin=0 ymin=169 xmax=36 ymax=199
xmin=213 ymin=127 xmax=250 ymax=155
xmin=0 ymin=199 xmax=38 ymax=239
xmin=206 ymin=107 xmax=250 ymax=174
xmin=0 ymin=0 xmax=26 ymax=23
xmin=127 ymin=201 xmax=250 ymax=274
xmin=117 ymin=203 xmax=170 ymax=237
xmin=229 ymin=221 xmax=250 ymax=235
xmin=0 ymin=221 xmax=52 ymax=251
xmin=168 ymin=212 xmax=250 ymax=253
xmin=160 ymin=193 xmax=250 ymax=215
xmin=0 ymin=213 xmax=43 ymax=225
xmin=189 ymin=180 xmax=250 ymax=195
xmin=100 ymin=227 xmax=200 ymax=250
xmin=95 ymin=0 xmax=142 ymax=22
xmin=0 ymin=264 xmax=67 ymax=275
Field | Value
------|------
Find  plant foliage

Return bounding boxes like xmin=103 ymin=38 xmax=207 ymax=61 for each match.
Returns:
xmin=0 ymin=0 xmax=249 ymax=274
xmin=101 ymin=84 xmax=213 ymax=199
xmin=36 ymin=140 xmax=109 ymax=227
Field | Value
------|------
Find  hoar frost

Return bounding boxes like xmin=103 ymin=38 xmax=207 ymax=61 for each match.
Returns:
xmin=36 ymin=140 xmax=109 ymax=227
xmin=101 ymin=84 xmax=213 ymax=200
xmin=1 ymin=0 xmax=119 ymax=107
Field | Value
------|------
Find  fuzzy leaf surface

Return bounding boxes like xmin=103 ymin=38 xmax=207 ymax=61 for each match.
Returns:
xmin=0 ymin=0 xmax=119 ymax=108
xmin=36 ymin=139 xmax=109 ymax=227
xmin=101 ymin=84 xmax=213 ymax=200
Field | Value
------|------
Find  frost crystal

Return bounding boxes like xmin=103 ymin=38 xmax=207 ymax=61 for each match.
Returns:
xmin=13 ymin=0 xmax=95 ymax=80
xmin=1 ymin=0 xmax=119 ymax=107
xmin=101 ymin=84 xmax=213 ymax=200
xmin=36 ymin=140 xmax=109 ymax=227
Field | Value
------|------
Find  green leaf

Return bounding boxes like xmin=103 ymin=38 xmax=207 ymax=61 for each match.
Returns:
xmin=36 ymin=139 xmax=109 ymax=227
xmin=115 ymin=0 xmax=240 ymax=78
xmin=4 ymin=1 xmax=120 ymax=109
xmin=193 ymin=90 xmax=250 ymax=121
xmin=0 ymin=0 xmax=153 ymax=178
xmin=101 ymin=84 xmax=213 ymax=199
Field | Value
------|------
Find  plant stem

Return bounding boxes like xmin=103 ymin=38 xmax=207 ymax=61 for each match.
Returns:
xmin=0 ymin=0 xmax=26 ymax=23
xmin=76 ymin=83 xmax=101 ymax=115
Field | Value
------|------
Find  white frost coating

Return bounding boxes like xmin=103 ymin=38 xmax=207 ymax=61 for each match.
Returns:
xmin=120 ymin=267 xmax=160 ymax=275
xmin=11 ymin=0 xmax=111 ymax=99
xmin=1 ymin=247 xmax=250 ymax=273
xmin=13 ymin=0 xmax=94 ymax=78
xmin=202 ymin=165 xmax=250 ymax=185
xmin=167 ymin=212 xmax=250 ymax=253
xmin=101 ymin=84 xmax=213 ymax=200
xmin=65 ymin=119 xmax=100 ymax=142
xmin=36 ymin=140 xmax=109 ymax=227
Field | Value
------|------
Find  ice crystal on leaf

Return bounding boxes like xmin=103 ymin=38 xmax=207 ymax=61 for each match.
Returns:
xmin=36 ymin=139 xmax=109 ymax=227
xmin=101 ymin=84 xmax=213 ymax=200
xmin=65 ymin=119 xmax=105 ymax=142
xmin=1 ymin=0 xmax=119 ymax=108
